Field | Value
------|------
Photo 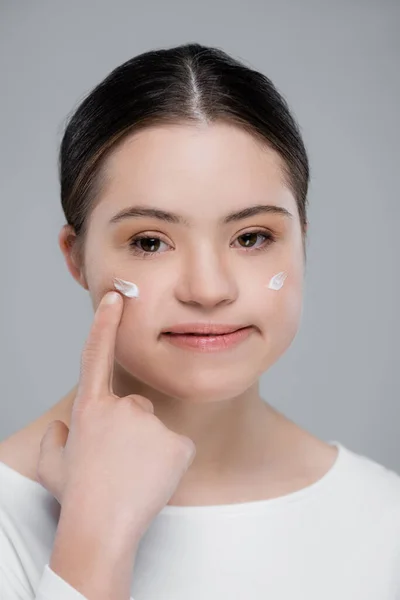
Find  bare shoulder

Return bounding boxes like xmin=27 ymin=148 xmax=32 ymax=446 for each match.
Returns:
xmin=0 ymin=384 xmax=78 ymax=482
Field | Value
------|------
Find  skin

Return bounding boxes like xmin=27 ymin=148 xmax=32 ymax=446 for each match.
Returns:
xmin=0 ymin=121 xmax=337 ymax=506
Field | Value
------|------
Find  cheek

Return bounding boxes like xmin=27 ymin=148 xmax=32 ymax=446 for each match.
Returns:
xmin=252 ymin=268 xmax=304 ymax=338
xmin=113 ymin=299 xmax=158 ymax=379
xmin=88 ymin=271 xmax=162 ymax=365
xmin=266 ymin=280 xmax=304 ymax=361
xmin=114 ymin=279 xmax=164 ymax=349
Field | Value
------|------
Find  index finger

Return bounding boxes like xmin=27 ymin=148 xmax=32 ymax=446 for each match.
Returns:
xmin=77 ymin=291 xmax=124 ymax=400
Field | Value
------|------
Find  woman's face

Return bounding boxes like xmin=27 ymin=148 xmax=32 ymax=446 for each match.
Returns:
xmin=67 ymin=122 xmax=305 ymax=402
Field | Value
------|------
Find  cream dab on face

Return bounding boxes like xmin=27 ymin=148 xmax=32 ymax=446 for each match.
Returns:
xmin=112 ymin=277 xmax=140 ymax=298
xmin=267 ymin=271 xmax=288 ymax=291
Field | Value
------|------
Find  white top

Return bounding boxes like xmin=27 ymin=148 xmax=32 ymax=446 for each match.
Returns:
xmin=1 ymin=440 xmax=400 ymax=600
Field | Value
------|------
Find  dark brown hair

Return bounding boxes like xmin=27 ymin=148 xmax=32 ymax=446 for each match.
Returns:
xmin=59 ymin=42 xmax=310 ymax=262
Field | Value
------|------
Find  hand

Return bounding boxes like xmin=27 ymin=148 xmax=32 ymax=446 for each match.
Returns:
xmin=37 ymin=290 xmax=196 ymax=544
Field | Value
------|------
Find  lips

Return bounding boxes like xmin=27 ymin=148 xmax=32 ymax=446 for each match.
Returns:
xmin=163 ymin=323 xmax=247 ymax=336
xmin=162 ymin=326 xmax=254 ymax=352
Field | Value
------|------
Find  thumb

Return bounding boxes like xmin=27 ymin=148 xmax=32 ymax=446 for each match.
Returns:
xmin=37 ymin=420 xmax=69 ymax=502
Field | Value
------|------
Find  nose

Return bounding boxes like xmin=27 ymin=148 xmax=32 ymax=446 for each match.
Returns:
xmin=175 ymin=248 xmax=239 ymax=309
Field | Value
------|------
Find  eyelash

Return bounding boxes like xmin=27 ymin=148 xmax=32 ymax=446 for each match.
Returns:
xmin=128 ymin=229 xmax=277 ymax=259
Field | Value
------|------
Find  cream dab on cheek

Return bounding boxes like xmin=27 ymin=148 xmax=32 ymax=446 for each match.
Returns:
xmin=267 ymin=271 xmax=288 ymax=291
xmin=112 ymin=277 xmax=140 ymax=298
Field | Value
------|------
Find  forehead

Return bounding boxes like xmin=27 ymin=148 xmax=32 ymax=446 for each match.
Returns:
xmin=96 ymin=122 xmax=297 ymax=221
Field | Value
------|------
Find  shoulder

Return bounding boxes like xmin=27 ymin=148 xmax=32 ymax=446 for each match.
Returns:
xmin=0 ymin=384 xmax=78 ymax=483
xmin=344 ymin=444 xmax=400 ymax=494
xmin=338 ymin=443 xmax=400 ymax=524
xmin=0 ymin=440 xmax=58 ymax=522
xmin=0 ymin=456 xmax=60 ymax=598
xmin=0 ymin=423 xmax=42 ymax=483
xmin=0 ymin=423 xmax=62 ymax=595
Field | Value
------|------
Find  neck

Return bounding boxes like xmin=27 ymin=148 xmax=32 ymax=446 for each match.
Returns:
xmin=60 ymin=364 xmax=283 ymax=481
xmin=49 ymin=372 xmax=325 ymax=508
xmin=120 ymin=363 xmax=279 ymax=477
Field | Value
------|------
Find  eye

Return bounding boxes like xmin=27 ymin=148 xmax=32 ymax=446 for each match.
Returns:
xmin=128 ymin=229 xmax=276 ymax=259
xmin=233 ymin=230 xmax=276 ymax=252
xmin=128 ymin=235 xmax=170 ymax=258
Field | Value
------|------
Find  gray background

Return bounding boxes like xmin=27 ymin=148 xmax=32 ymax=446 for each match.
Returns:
xmin=0 ymin=1 xmax=399 ymax=471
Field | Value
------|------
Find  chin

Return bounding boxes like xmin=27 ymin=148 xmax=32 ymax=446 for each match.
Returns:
xmin=145 ymin=366 xmax=260 ymax=404
xmin=116 ymin=339 xmax=276 ymax=403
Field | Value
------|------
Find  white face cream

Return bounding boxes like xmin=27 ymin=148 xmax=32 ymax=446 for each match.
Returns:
xmin=112 ymin=277 xmax=140 ymax=298
xmin=267 ymin=271 xmax=288 ymax=291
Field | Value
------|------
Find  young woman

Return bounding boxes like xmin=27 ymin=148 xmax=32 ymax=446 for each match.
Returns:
xmin=1 ymin=43 xmax=399 ymax=600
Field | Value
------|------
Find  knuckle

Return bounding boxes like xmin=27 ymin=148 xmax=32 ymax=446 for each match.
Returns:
xmin=71 ymin=393 xmax=97 ymax=423
xmin=118 ymin=395 xmax=152 ymax=420
xmin=180 ymin=435 xmax=196 ymax=456
xmin=117 ymin=395 xmax=137 ymax=412
xmin=121 ymin=393 xmax=153 ymax=413
xmin=168 ymin=431 xmax=196 ymax=457
xmin=131 ymin=395 xmax=155 ymax=413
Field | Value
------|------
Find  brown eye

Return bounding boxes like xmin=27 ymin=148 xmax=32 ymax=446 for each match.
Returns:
xmin=137 ymin=237 xmax=161 ymax=252
xmin=128 ymin=235 xmax=169 ymax=258
xmin=233 ymin=230 xmax=276 ymax=252
xmin=237 ymin=232 xmax=260 ymax=248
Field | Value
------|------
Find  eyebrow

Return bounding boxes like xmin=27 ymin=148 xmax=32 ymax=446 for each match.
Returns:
xmin=108 ymin=203 xmax=293 ymax=226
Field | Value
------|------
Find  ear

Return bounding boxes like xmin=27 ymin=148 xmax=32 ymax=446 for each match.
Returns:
xmin=58 ymin=225 xmax=89 ymax=290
